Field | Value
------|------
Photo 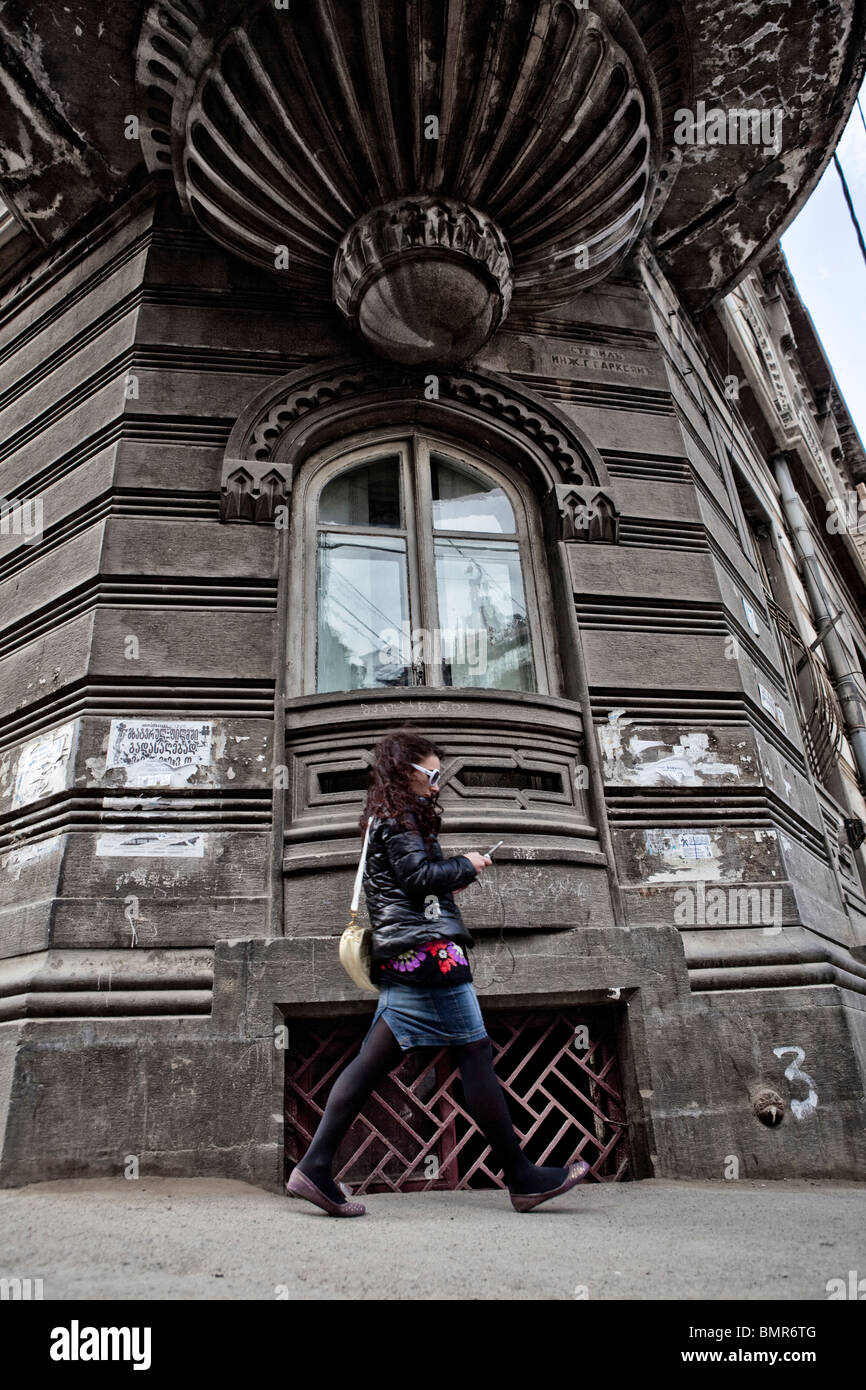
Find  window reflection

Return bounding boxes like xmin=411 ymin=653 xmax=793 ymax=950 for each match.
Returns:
xmin=431 ymin=455 xmax=515 ymax=533
xmin=319 ymin=456 xmax=401 ymax=528
xmin=317 ymin=534 xmax=410 ymax=691
xmin=314 ymin=443 xmax=538 ymax=694
xmin=435 ymin=538 xmax=534 ymax=690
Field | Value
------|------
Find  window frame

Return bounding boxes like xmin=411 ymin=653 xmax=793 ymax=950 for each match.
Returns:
xmin=290 ymin=427 xmax=557 ymax=697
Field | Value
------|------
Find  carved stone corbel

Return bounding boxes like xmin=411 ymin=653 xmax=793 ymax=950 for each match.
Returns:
xmin=221 ymin=461 xmax=292 ymax=524
xmin=543 ymin=485 xmax=620 ymax=545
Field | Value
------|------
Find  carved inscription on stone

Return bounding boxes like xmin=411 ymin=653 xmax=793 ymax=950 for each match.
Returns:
xmin=549 ymin=347 xmax=650 ymax=378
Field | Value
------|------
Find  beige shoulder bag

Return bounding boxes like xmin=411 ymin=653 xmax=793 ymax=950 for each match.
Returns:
xmin=339 ymin=818 xmax=380 ymax=995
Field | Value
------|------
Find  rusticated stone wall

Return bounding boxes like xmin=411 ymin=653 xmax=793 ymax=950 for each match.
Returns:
xmin=1 ymin=189 xmax=865 ymax=1188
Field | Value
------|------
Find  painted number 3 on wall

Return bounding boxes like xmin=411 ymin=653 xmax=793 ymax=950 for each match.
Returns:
xmin=772 ymin=1045 xmax=819 ymax=1120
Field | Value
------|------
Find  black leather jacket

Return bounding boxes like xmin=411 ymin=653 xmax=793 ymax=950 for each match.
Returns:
xmin=362 ymin=812 xmax=478 ymax=965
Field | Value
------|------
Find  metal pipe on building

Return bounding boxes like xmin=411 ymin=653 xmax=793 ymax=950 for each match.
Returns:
xmin=772 ymin=451 xmax=866 ymax=794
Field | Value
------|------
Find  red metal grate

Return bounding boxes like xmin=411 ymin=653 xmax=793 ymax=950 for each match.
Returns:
xmin=284 ymin=1006 xmax=630 ymax=1193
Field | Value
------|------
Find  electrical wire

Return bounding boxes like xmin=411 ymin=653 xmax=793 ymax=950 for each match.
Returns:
xmin=435 ymin=535 xmax=528 ymax=616
xmin=833 ymin=152 xmax=866 ymax=271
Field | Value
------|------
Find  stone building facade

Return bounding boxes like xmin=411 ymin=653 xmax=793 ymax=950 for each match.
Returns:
xmin=0 ymin=1 xmax=865 ymax=1189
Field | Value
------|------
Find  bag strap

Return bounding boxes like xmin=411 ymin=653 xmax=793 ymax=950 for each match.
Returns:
xmin=350 ymin=817 xmax=375 ymax=913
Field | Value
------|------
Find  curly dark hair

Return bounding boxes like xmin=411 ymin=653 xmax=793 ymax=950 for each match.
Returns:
xmin=361 ymin=725 xmax=443 ymax=841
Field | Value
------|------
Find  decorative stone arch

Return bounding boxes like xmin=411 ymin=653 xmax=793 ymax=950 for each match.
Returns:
xmin=220 ymin=358 xmax=617 ymax=541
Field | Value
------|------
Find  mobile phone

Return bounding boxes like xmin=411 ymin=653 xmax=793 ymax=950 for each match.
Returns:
xmin=485 ymin=840 xmax=504 ymax=857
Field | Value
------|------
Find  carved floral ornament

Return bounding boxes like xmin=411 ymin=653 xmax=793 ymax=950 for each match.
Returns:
xmin=220 ymin=361 xmax=618 ymax=543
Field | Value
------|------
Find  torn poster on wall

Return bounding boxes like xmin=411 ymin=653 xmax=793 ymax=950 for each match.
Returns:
xmin=106 ymin=720 xmax=213 ymax=788
xmin=13 ymin=722 xmax=76 ymax=808
xmin=644 ymin=830 xmax=714 ymax=859
xmin=95 ymin=831 xmax=206 ymax=857
xmin=758 ymin=684 xmax=787 ymax=731
xmin=2 ymin=835 xmax=63 ymax=879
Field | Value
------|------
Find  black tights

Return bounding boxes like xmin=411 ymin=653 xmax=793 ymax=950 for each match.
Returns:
xmin=295 ymin=1016 xmax=568 ymax=1203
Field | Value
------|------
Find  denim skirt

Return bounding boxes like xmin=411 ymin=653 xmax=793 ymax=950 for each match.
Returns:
xmin=365 ymin=979 xmax=488 ymax=1050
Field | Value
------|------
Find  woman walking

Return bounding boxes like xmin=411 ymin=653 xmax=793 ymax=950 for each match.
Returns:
xmin=286 ymin=725 xmax=590 ymax=1216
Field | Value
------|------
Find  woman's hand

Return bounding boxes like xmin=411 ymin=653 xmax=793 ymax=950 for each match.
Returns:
xmin=465 ymin=851 xmax=492 ymax=872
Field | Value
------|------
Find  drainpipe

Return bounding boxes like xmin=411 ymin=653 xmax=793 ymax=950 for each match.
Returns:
xmin=771 ymin=451 xmax=866 ymax=795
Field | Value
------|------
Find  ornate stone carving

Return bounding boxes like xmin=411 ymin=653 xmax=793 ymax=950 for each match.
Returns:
xmin=247 ymin=365 xmax=396 ymax=462
xmin=136 ymin=0 xmax=663 ymax=357
xmin=739 ymin=299 xmax=796 ymax=429
xmin=220 ymin=362 xmax=611 ymax=523
xmin=543 ymin=485 xmax=621 ymax=544
xmin=333 ymin=197 xmax=513 ymax=365
xmin=136 ymin=0 xmax=206 ymax=175
xmin=221 ymin=463 xmax=290 ymax=524
xmin=735 ymin=288 xmax=836 ymax=495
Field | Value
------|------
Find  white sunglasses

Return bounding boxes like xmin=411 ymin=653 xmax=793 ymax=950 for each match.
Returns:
xmin=410 ymin=762 xmax=441 ymax=787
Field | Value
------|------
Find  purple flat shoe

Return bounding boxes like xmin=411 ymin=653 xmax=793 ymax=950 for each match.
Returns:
xmin=509 ymin=1159 xmax=591 ymax=1212
xmin=286 ymin=1166 xmax=366 ymax=1216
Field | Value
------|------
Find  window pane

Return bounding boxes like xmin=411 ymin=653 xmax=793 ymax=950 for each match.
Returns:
xmin=317 ymin=534 xmax=410 ymax=691
xmin=319 ymin=456 xmax=401 ymax=528
xmin=431 ymin=454 xmax=515 ymax=533
xmin=434 ymin=538 xmax=535 ymax=690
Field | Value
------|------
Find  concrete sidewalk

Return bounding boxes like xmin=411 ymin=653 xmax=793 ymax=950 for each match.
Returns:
xmin=1 ymin=1176 xmax=862 ymax=1300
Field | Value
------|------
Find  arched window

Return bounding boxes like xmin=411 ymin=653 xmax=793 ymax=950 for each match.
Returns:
xmin=310 ymin=435 xmax=543 ymax=693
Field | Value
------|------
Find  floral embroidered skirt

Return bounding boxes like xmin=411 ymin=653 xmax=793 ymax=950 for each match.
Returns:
xmin=365 ymin=979 xmax=488 ymax=1050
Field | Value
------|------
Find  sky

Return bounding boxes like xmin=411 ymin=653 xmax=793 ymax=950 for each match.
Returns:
xmin=780 ymin=78 xmax=866 ymax=449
